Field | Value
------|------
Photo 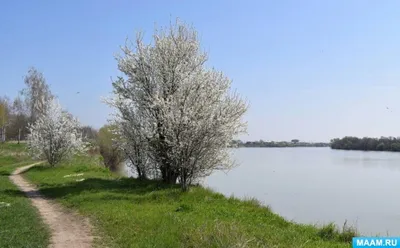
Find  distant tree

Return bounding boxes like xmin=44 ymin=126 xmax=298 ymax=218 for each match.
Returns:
xmin=27 ymin=100 xmax=85 ymax=166
xmin=291 ymin=139 xmax=299 ymax=144
xmin=366 ymin=138 xmax=378 ymax=151
xmin=21 ymin=67 xmax=54 ymax=123
xmin=230 ymin=139 xmax=244 ymax=147
xmin=97 ymin=124 xmax=125 ymax=172
xmin=7 ymin=96 xmax=29 ymax=143
xmin=391 ymin=143 xmax=400 ymax=152
xmin=81 ymin=125 xmax=98 ymax=143
xmin=0 ymin=96 xmax=10 ymax=142
xmin=330 ymin=136 xmax=400 ymax=152
xmin=376 ymin=142 xmax=385 ymax=151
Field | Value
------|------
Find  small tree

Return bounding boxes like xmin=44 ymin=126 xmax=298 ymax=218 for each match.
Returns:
xmin=27 ymin=99 xmax=85 ymax=166
xmin=21 ymin=67 xmax=54 ymax=124
xmin=81 ymin=125 xmax=98 ymax=143
xmin=8 ymin=96 xmax=29 ymax=143
xmin=114 ymin=118 xmax=153 ymax=180
xmin=97 ymin=125 xmax=125 ymax=171
xmin=0 ymin=97 xmax=10 ymax=142
xmin=109 ymin=19 xmax=248 ymax=191
xmin=291 ymin=139 xmax=299 ymax=144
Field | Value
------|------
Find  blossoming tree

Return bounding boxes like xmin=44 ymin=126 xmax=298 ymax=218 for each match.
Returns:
xmin=27 ymin=99 xmax=86 ymax=166
xmin=108 ymin=20 xmax=248 ymax=190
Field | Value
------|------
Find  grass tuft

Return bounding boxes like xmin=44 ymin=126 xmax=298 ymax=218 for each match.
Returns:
xmin=317 ymin=221 xmax=357 ymax=243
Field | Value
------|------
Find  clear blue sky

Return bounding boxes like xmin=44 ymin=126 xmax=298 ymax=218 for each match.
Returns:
xmin=2 ymin=0 xmax=400 ymax=142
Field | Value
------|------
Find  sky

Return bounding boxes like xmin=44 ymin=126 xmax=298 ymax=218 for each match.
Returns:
xmin=2 ymin=0 xmax=400 ymax=142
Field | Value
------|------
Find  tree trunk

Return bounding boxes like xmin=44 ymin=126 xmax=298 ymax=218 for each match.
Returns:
xmin=161 ymin=163 xmax=178 ymax=184
xmin=136 ymin=163 xmax=143 ymax=179
xmin=181 ymin=182 xmax=189 ymax=192
xmin=166 ymin=169 xmax=179 ymax=184
xmin=160 ymin=165 xmax=167 ymax=181
xmin=180 ymin=168 xmax=189 ymax=192
xmin=18 ymin=128 xmax=21 ymax=144
xmin=155 ymin=114 xmax=178 ymax=184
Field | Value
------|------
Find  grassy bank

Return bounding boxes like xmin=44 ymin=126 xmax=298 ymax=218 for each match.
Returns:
xmin=0 ymin=143 xmax=50 ymax=248
xmin=22 ymin=154 xmax=354 ymax=248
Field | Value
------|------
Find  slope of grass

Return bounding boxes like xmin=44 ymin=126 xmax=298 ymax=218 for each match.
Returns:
xmin=0 ymin=142 xmax=50 ymax=248
xmin=23 ymin=155 xmax=354 ymax=248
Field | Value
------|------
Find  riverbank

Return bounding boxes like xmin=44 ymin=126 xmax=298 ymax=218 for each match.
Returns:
xmin=1 ymin=143 xmax=355 ymax=247
xmin=25 ymin=156 xmax=355 ymax=247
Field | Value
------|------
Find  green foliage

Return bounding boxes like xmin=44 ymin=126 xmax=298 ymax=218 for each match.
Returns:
xmin=97 ymin=125 xmax=125 ymax=171
xmin=331 ymin=136 xmax=400 ymax=152
xmin=24 ymin=155 xmax=353 ymax=248
xmin=0 ymin=97 xmax=10 ymax=142
xmin=81 ymin=125 xmax=98 ymax=143
xmin=0 ymin=100 xmax=9 ymax=127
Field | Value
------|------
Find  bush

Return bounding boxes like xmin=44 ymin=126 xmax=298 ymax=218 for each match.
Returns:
xmin=97 ymin=125 xmax=125 ymax=171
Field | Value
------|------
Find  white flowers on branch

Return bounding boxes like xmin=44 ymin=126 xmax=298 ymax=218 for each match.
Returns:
xmin=112 ymin=118 xmax=154 ymax=179
xmin=27 ymin=99 xmax=86 ymax=166
xmin=108 ymin=20 xmax=248 ymax=190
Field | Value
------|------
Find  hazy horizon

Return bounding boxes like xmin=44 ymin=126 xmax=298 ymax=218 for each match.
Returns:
xmin=2 ymin=1 xmax=400 ymax=142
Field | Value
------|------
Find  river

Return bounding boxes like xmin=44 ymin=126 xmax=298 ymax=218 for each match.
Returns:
xmin=125 ymin=147 xmax=400 ymax=236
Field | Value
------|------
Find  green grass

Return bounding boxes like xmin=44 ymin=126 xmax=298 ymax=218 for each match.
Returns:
xmin=0 ymin=142 xmax=28 ymax=155
xmin=23 ymin=155 xmax=354 ymax=248
xmin=0 ymin=142 xmax=36 ymax=175
xmin=0 ymin=142 xmax=50 ymax=248
xmin=317 ymin=222 xmax=357 ymax=243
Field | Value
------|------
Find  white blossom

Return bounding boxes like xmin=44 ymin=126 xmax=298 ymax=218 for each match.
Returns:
xmin=106 ymin=20 xmax=248 ymax=190
xmin=27 ymin=99 xmax=86 ymax=166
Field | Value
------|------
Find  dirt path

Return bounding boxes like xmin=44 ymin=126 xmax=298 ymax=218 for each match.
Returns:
xmin=9 ymin=162 xmax=94 ymax=248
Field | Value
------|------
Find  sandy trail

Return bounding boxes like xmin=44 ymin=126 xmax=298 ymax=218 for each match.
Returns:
xmin=9 ymin=162 xmax=94 ymax=248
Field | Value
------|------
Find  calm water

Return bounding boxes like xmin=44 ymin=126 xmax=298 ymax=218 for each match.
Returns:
xmin=124 ymin=147 xmax=400 ymax=235
xmin=204 ymin=147 xmax=400 ymax=236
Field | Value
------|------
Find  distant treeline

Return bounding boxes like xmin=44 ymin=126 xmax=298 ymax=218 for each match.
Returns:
xmin=330 ymin=136 xmax=400 ymax=152
xmin=230 ymin=139 xmax=330 ymax=148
